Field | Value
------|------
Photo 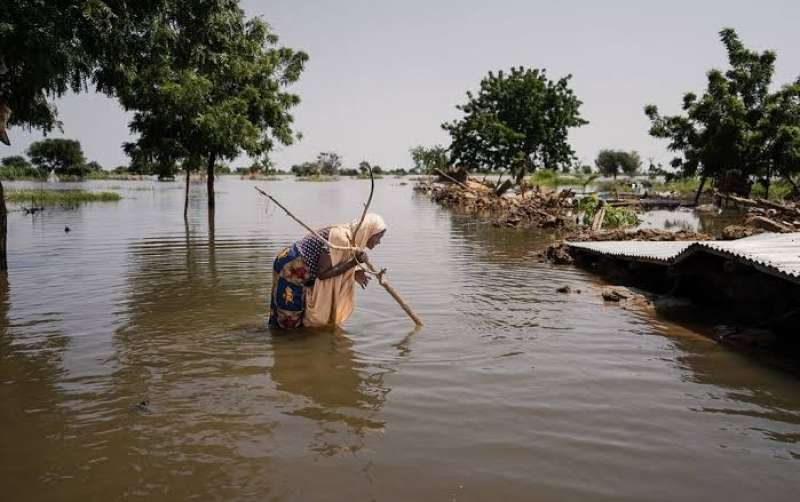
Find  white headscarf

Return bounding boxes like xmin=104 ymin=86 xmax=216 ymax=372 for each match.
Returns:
xmin=304 ymin=213 xmax=387 ymax=328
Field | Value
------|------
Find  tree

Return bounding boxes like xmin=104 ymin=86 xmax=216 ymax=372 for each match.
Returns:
xmin=1 ymin=155 xmax=38 ymax=179
xmin=442 ymin=66 xmax=587 ymax=185
xmin=0 ymin=1 xmax=169 ymax=269
xmin=316 ymin=152 xmax=341 ymax=175
xmin=595 ymin=150 xmax=641 ymax=179
xmin=291 ymin=161 xmax=318 ymax=176
xmin=27 ymin=139 xmax=86 ymax=177
xmin=116 ymin=1 xmax=307 ymax=218
xmin=358 ymin=160 xmax=371 ymax=174
xmin=645 ymin=28 xmax=800 ymax=201
xmin=409 ymin=145 xmax=448 ymax=174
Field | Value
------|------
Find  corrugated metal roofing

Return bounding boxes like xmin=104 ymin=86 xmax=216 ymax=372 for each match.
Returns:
xmin=566 ymin=232 xmax=800 ymax=284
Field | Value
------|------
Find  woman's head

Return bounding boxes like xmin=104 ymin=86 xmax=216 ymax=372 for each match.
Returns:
xmin=350 ymin=213 xmax=387 ymax=249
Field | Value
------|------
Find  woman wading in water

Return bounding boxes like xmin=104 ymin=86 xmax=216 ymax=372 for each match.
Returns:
xmin=268 ymin=213 xmax=387 ymax=329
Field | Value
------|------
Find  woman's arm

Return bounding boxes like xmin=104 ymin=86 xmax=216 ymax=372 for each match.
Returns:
xmin=316 ymin=250 xmax=367 ymax=280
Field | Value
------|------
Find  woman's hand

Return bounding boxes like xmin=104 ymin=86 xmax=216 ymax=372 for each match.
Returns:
xmin=354 ymin=269 xmax=371 ymax=289
xmin=355 ymin=249 xmax=368 ymax=263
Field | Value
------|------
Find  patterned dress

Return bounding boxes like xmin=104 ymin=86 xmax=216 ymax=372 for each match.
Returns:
xmin=268 ymin=227 xmax=332 ymax=329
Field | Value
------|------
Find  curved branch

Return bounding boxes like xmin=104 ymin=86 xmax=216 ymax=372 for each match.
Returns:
xmin=350 ymin=164 xmax=374 ymax=247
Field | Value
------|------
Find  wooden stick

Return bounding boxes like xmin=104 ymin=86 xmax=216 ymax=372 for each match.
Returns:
xmin=255 ymin=186 xmax=358 ymax=251
xmin=434 ymin=168 xmax=473 ymax=191
xmin=350 ymin=164 xmax=375 ymax=248
xmin=365 ymin=261 xmax=424 ymax=326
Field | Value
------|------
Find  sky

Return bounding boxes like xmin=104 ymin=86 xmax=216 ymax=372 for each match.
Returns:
xmin=4 ymin=0 xmax=800 ymax=171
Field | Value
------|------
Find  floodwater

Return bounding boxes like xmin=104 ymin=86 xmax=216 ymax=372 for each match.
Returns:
xmin=1 ymin=177 xmax=798 ymax=501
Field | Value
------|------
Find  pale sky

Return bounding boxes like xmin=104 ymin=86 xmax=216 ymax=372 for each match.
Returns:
xmin=5 ymin=0 xmax=800 ymax=171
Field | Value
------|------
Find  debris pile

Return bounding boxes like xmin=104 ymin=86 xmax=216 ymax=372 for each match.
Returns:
xmin=415 ymin=178 xmax=578 ymax=230
xmin=716 ymin=191 xmax=800 ymax=233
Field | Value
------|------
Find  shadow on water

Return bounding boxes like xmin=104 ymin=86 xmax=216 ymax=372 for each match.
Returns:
xmin=267 ymin=329 xmax=390 ymax=456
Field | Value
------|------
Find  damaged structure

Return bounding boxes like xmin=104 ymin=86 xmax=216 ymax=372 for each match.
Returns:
xmin=566 ymin=233 xmax=800 ymax=339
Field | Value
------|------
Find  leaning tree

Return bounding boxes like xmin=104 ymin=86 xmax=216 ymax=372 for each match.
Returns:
xmin=442 ymin=66 xmax=587 ymax=186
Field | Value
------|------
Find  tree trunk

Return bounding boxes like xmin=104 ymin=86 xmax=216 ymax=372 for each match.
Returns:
xmin=206 ymin=152 xmax=216 ymax=211
xmin=183 ymin=167 xmax=190 ymax=221
xmin=0 ymin=180 xmax=7 ymax=270
xmin=693 ymin=175 xmax=707 ymax=206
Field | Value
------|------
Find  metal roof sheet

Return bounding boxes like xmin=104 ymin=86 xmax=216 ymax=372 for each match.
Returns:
xmin=566 ymin=232 xmax=800 ymax=284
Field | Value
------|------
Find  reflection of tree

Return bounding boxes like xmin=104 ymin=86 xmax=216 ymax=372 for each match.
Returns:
xmin=0 ymin=274 xmax=76 ymax=496
xmin=268 ymin=331 xmax=388 ymax=456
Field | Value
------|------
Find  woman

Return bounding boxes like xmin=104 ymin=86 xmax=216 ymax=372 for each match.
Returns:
xmin=269 ymin=213 xmax=387 ymax=329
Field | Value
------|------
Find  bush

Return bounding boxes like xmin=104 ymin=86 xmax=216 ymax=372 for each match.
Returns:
xmin=577 ymin=194 xmax=639 ymax=228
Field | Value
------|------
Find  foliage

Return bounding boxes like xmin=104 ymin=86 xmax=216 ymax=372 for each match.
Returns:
xmin=291 ymin=161 xmax=319 ymax=176
xmin=409 ymin=145 xmax=448 ymax=174
xmin=442 ymin=66 xmax=587 ymax=184
xmin=0 ymin=155 xmax=38 ymax=179
xmin=648 ymin=177 xmax=706 ymax=195
xmin=114 ymin=0 xmax=308 ymax=205
xmin=27 ymin=138 xmax=86 ymax=177
xmin=6 ymin=189 xmax=121 ymax=206
xmin=316 ymin=152 xmax=341 ymax=175
xmin=577 ymin=195 xmax=639 ymax=228
xmin=595 ymin=149 xmax=641 ymax=179
xmin=645 ymin=28 xmax=800 ymax=196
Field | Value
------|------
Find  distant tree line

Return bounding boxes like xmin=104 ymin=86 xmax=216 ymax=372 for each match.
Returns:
xmin=0 ymin=138 xmax=105 ymax=179
xmin=289 ymin=152 xmax=409 ymax=177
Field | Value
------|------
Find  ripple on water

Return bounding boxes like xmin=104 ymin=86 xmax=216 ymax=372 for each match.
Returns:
xmin=1 ymin=179 xmax=798 ymax=501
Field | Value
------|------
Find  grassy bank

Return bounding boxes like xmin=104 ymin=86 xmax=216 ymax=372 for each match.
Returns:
xmin=6 ymin=189 xmax=122 ymax=206
xmin=295 ymin=175 xmax=339 ymax=182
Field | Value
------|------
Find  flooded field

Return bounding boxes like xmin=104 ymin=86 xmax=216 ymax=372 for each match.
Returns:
xmin=1 ymin=178 xmax=798 ymax=501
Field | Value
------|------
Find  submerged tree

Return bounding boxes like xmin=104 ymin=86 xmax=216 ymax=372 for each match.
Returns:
xmin=27 ymin=138 xmax=87 ymax=177
xmin=316 ymin=152 xmax=342 ymax=175
xmin=595 ymin=150 xmax=641 ymax=179
xmin=409 ymin=145 xmax=448 ymax=174
xmin=115 ymin=1 xmax=307 ymax=218
xmin=443 ymin=66 xmax=587 ymax=185
xmin=645 ymin=28 xmax=800 ymax=201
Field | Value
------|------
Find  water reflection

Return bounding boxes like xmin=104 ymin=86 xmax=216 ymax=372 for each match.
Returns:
xmin=268 ymin=331 xmax=389 ymax=456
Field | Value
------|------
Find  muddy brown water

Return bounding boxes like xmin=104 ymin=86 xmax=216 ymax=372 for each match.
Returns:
xmin=0 ymin=178 xmax=798 ymax=501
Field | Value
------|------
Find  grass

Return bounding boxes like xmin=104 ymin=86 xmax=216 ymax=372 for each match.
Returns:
xmin=6 ymin=189 xmax=122 ymax=207
xmin=750 ymin=180 xmax=795 ymax=201
xmin=295 ymin=175 xmax=340 ymax=182
xmin=648 ymin=177 xmax=705 ymax=195
xmin=529 ymin=169 xmax=579 ymax=188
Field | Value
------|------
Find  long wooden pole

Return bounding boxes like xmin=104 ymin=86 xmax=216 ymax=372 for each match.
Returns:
xmin=364 ymin=261 xmax=423 ymax=326
xmin=255 ymin=186 xmax=424 ymax=326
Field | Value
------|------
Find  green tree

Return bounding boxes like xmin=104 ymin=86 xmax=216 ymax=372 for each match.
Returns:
xmin=0 ymin=155 xmax=38 ymax=179
xmin=0 ymin=1 xmax=168 ymax=270
xmin=409 ymin=145 xmax=448 ymax=174
xmin=290 ymin=161 xmax=318 ymax=176
xmin=316 ymin=152 xmax=341 ymax=176
xmin=595 ymin=150 xmax=641 ymax=179
xmin=27 ymin=139 xmax=86 ymax=177
xmin=116 ymin=1 xmax=307 ymax=218
xmin=645 ymin=28 xmax=800 ymax=200
xmin=442 ymin=66 xmax=587 ymax=185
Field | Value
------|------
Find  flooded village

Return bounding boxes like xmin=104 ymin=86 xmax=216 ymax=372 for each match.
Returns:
xmin=2 ymin=1 xmax=800 ymax=501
